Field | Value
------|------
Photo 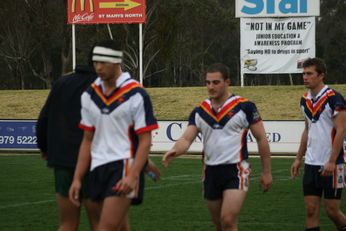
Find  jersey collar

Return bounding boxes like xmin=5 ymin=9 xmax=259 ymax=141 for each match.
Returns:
xmin=307 ymin=85 xmax=328 ymax=102
xmin=115 ymin=72 xmax=131 ymax=88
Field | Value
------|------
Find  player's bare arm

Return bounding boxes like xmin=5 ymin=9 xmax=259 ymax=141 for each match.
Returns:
xmin=321 ymin=111 xmax=346 ymax=176
xmin=291 ymin=120 xmax=308 ymax=178
xmin=250 ymin=121 xmax=272 ymax=192
xmin=162 ymin=125 xmax=199 ymax=167
xmin=69 ymin=130 xmax=93 ymax=206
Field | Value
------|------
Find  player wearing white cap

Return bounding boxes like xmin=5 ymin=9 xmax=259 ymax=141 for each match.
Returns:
xmin=69 ymin=40 xmax=158 ymax=231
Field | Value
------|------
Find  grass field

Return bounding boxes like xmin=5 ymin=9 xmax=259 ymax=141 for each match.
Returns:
xmin=0 ymin=155 xmax=344 ymax=231
xmin=1 ymin=86 xmax=346 ymax=230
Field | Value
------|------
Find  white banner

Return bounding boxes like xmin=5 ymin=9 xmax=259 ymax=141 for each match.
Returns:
xmin=240 ymin=17 xmax=315 ymax=74
xmin=152 ymin=120 xmax=305 ymax=154
xmin=236 ymin=0 xmax=320 ymax=18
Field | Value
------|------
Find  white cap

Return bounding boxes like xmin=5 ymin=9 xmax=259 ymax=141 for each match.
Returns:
xmin=92 ymin=46 xmax=123 ymax=64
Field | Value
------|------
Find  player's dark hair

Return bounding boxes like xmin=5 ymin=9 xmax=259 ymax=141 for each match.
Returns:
xmin=206 ymin=63 xmax=230 ymax=80
xmin=303 ymin=58 xmax=327 ymax=75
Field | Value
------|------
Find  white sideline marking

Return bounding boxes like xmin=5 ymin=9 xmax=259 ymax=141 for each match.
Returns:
xmin=0 ymin=199 xmax=54 ymax=210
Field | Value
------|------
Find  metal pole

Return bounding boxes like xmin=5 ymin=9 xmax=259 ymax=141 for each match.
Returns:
xmin=72 ymin=24 xmax=76 ymax=71
xmin=107 ymin=24 xmax=113 ymax=40
xmin=139 ymin=23 xmax=143 ymax=85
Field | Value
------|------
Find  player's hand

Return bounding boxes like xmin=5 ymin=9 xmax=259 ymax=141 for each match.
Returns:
xmin=290 ymin=158 xmax=301 ymax=179
xmin=260 ymin=172 xmax=272 ymax=192
xmin=146 ymin=160 xmax=161 ymax=181
xmin=69 ymin=180 xmax=81 ymax=207
xmin=113 ymin=175 xmax=137 ymax=195
xmin=321 ymin=161 xmax=335 ymax=176
xmin=162 ymin=149 xmax=177 ymax=167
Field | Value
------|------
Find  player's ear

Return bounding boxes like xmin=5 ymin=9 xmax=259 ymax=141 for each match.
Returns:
xmin=225 ymin=78 xmax=231 ymax=86
xmin=319 ymin=72 xmax=325 ymax=81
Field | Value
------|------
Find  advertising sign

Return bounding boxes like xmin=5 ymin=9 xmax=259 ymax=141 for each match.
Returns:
xmin=67 ymin=0 xmax=146 ymax=24
xmin=151 ymin=120 xmax=305 ymax=154
xmin=0 ymin=120 xmax=38 ymax=151
xmin=240 ymin=17 xmax=315 ymax=74
xmin=1 ymin=120 xmax=344 ymax=155
xmin=236 ymin=0 xmax=320 ymax=18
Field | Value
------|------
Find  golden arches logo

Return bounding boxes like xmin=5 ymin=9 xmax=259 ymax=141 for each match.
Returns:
xmin=72 ymin=0 xmax=94 ymax=12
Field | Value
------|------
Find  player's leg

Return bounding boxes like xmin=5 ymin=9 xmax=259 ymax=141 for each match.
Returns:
xmin=56 ymin=194 xmax=81 ymax=231
xmin=204 ymin=164 xmax=223 ymax=231
xmin=204 ymin=161 xmax=250 ymax=231
xmin=219 ymin=161 xmax=250 ymax=231
xmin=324 ymin=188 xmax=346 ymax=230
xmin=324 ymin=198 xmax=346 ymax=230
xmin=117 ymin=214 xmax=130 ymax=231
xmin=322 ymin=163 xmax=346 ymax=230
xmin=54 ymin=167 xmax=81 ymax=231
xmin=88 ymin=160 xmax=141 ymax=231
xmin=220 ymin=189 xmax=247 ymax=231
xmin=98 ymin=196 xmax=131 ymax=231
xmin=304 ymin=195 xmax=321 ymax=229
xmin=303 ymin=164 xmax=322 ymax=230
xmin=80 ymin=172 xmax=101 ymax=230
xmin=207 ymin=199 xmax=222 ymax=231
xmin=83 ymin=199 xmax=101 ymax=230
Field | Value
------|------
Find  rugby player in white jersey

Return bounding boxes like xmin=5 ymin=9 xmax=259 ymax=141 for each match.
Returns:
xmin=162 ymin=63 xmax=272 ymax=231
xmin=291 ymin=58 xmax=346 ymax=231
xmin=69 ymin=40 xmax=158 ymax=231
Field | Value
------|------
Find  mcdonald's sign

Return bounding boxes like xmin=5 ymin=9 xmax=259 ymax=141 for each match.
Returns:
xmin=67 ymin=0 xmax=146 ymax=24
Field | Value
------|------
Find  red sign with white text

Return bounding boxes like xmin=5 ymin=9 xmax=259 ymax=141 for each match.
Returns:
xmin=67 ymin=0 xmax=146 ymax=24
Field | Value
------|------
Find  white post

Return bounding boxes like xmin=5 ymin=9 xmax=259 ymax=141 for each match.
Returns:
xmin=139 ymin=23 xmax=143 ymax=85
xmin=72 ymin=24 xmax=76 ymax=71
xmin=107 ymin=24 xmax=113 ymax=40
xmin=241 ymin=71 xmax=244 ymax=87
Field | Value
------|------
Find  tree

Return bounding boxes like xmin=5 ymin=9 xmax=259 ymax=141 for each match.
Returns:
xmin=0 ymin=0 xmax=345 ymax=89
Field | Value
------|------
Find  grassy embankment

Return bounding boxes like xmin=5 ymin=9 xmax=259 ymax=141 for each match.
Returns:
xmin=1 ymin=85 xmax=345 ymax=120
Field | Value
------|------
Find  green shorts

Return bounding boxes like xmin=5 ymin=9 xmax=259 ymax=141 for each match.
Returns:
xmin=54 ymin=167 xmax=89 ymax=198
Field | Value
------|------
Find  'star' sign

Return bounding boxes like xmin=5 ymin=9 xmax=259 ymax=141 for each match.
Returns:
xmin=236 ymin=0 xmax=320 ymax=18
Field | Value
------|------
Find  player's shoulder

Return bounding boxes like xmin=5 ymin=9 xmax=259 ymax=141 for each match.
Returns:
xmin=84 ymin=77 xmax=101 ymax=95
xmin=122 ymin=78 xmax=149 ymax=97
xmin=230 ymin=95 xmax=254 ymax=108
xmin=326 ymin=88 xmax=344 ymax=98
xmin=232 ymin=94 xmax=250 ymax=103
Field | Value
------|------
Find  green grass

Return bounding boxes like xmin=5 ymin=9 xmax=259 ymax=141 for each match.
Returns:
xmin=0 ymin=155 xmax=343 ymax=231
xmin=1 ymin=85 xmax=346 ymax=230
xmin=1 ymin=85 xmax=346 ymax=120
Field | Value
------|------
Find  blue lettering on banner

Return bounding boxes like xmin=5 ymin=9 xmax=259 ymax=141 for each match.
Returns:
xmin=247 ymin=132 xmax=281 ymax=143
xmin=166 ymin=122 xmax=182 ymax=141
xmin=166 ymin=122 xmax=203 ymax=142
xmin=241 ymin=0 xmax=307 ymax=15
xmin=0 ymin=120 xmax=38 ymax=150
